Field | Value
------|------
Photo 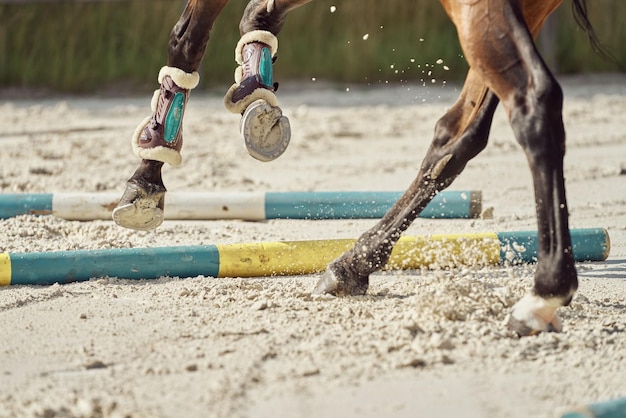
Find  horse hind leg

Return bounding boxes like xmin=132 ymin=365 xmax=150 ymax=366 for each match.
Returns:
xmin=447 ymin=0 xmax=575 ymax=335
xmin=113 ymin=0 xmax=228 ymax=231
xmin=315 ymin=70 xmax=499 ymax=295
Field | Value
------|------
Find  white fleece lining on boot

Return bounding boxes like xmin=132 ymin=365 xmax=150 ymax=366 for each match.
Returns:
xmin=138 ymin=146 xmax=182 ymax=167
xmin=157 ymin=66 xmax=200 ymax=90
xmin=131 ymin=115 xmax=183 ymax=166
xmin=224 ymin=84 xmax=279 ymax=115
xmin=235 ymin=30 xmax=278 ymax=64
xmin=234 ymin=66 xmax=244 ymax=84
xmin=150 ymin=89 xmax=160 ymax=111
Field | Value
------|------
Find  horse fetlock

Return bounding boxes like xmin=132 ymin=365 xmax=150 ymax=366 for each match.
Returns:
xmin=506 ymin=293 xmax=564 ymax=337
xmin=132 ymin=66 xmax=199 ymax=166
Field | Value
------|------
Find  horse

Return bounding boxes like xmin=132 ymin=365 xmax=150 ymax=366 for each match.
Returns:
xmin=112 ymin=0 xmax=605 ymax=337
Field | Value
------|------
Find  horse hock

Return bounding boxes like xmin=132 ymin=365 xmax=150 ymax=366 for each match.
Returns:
xmin=224 ymin=30 xmax=291 ymax=162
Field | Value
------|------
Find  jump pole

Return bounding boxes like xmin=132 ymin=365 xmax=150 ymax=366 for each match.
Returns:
xmin=0 ymin=190 xmax=481 ymax=221
xmin=559 ymin=397 xmax=626 ymax=418
xmin=0 ymin=228 xmax=609 ymax=286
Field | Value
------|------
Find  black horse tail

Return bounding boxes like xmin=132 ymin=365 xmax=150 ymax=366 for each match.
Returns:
xmin=571 ymin=0 xmax=622 ymax=68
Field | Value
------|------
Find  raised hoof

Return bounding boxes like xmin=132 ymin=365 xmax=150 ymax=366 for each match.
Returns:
xmin=241 ymin=99 xmax=291 ymax=162
xmin=112 ymin=183 xmax=165 ymax=231
xmin=313 ymin=265 xmax=369 ymax=296
xmin=505 ymin=293 xmax=563 ymax=337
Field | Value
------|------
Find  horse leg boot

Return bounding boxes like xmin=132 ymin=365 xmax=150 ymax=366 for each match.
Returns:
xmin=113 ymin=0 xmax=228 ymax=230
xmin=224 ymin=0 xmax=312 ymax=161
xmin=315 ymin=70 xmax=499 ymax=295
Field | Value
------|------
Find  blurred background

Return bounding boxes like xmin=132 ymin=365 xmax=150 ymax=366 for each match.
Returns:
xmin=0 ymin=0 xmax=624 ymax=95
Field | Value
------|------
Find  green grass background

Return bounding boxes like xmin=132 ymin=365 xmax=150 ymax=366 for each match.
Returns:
xmin=0 ymin=0 xmax=624 ymax=93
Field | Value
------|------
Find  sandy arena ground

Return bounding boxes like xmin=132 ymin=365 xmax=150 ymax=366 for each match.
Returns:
xmin=0 ymin=74 xmax=625 ymax=418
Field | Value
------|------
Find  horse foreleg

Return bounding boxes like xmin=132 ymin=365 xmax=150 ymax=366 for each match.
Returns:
xmin=446 ymin=0 xmax=574 ymax=336
xmin=224 ymin=0 xmax=312 ymax=161
xmin=113 ymin=0 xmax=229 ymax=231
xmin=438 ymin=0 xmax=578 ymax=335
xmin=314 ymin=70 xmax=499 ymax=295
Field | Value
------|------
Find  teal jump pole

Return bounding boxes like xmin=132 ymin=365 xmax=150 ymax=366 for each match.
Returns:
xmin=497 ymin=228 xmax=611 ymax=264
xmin=0 ymin=228 xmax=609 ymax=286
xmin=263 ymin=190 xmax=481 ymax=219
xmin=560 ymin=397 xmax=626 ymax=418
xmin=0 ymin=190 xmax=481 ymax=221
xmin=1 ymin=246 xmax=221 ymax=286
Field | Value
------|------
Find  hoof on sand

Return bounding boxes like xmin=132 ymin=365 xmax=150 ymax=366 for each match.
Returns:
xmin=506 ymin=293 xmax=563 ymax=337
xmin=312 ymin=266 xmax=369 ymax=297
xmin=313 ymin=269 xmax=339 ymax=295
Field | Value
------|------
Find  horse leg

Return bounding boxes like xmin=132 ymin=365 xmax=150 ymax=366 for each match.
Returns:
xmin=318 ymin=0 xmax=574 ymax=337
xmin=443 ymin=0 xmax=575 ymax=336
xmin=224 ymin=0 xmax=312 ymax=161
xmin=113 ymin=0 xmax=229 ymax=231
xmin=314 ymin=69 xmax=499 ymax=295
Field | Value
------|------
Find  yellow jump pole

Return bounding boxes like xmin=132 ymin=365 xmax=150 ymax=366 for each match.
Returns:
xmin=0 ymin=229 xmax=609 ymax=286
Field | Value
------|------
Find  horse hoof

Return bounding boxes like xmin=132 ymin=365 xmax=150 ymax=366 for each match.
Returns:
xmin=313 ymin=269 xmax=340 ymax=295
xmin=112 ymin=183 xmax=165 ymax=231
xmin=312 ymin=265 xmax=369 ymax=296
xmin=506 ymin=293 xmax=563 ymax=337
xmin=241 ymin=99 xmax=291 ymax=162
